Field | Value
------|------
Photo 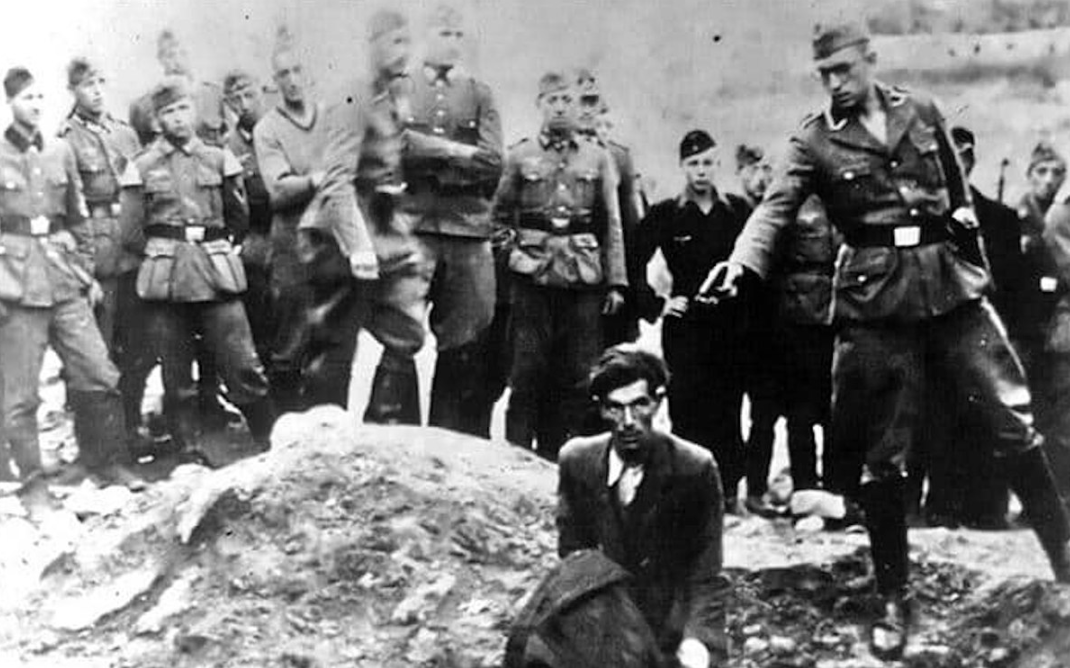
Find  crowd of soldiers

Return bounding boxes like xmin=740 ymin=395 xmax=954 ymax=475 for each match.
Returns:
xmin=4 ymin=6 xmax=1070 ymax=664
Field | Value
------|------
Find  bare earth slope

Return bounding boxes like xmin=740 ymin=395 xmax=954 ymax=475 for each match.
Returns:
xmin=1 ymin=408 xmax=1068 ymax=667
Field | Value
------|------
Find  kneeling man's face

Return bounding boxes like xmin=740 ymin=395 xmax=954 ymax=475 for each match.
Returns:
xmin=602 ymin=379 xmax=660 ymax=459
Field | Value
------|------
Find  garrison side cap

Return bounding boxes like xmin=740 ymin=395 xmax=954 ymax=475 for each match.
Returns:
xmin=812 ymin=21 xmax=870 ymax=63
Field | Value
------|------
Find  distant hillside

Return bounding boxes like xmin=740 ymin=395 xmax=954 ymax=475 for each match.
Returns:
xmin=868 ymin=0 xmax=1070 ymax=34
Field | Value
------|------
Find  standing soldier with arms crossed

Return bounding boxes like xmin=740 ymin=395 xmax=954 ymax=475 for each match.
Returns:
xmin=0 ymin=67 xmax=144 ymax=496
xmin=397 ymin=3 xmax=504 ymax=435
xmin=701 ymin=22 xmax=1070 ymax=659
xmin=253 ymin=37 xmax=330 ymax=413
xmin=118 ymin=79 xmax=275 ymax=458
xmin=492 ymin=71 xmax=627 ymax=461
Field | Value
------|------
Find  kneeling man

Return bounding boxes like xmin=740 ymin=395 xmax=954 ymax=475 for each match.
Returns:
xmin=556 ymin=346 xmax=729 ymax=667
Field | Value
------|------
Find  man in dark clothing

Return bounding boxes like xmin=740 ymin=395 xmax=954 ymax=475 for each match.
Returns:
xmin=635 ymin=130 xmax=746 ymax=510
xmin=726 ymin=144 xmax=789 ymax=516
xmin=557 ymin=346 xmax=729 ymax=667
xmin=702 ymin=22 xmax=1070 ymax=659
xmin=913 ymin=126 xmax=1019 ymax=529
xmin=223 ymin=70 xmax=272 ymax=367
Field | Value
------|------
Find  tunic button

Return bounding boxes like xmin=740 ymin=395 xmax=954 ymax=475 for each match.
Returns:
xmin=909 ymin=208 xmax=919 ymax=216
xmin=899 ymin=186 xmax=910 ymax=195
xmin=890 ymin=160 xmax=899 ymax=169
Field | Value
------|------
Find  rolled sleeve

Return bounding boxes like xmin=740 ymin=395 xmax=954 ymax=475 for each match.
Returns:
xmin=317 ymin=96 xmax=374 ymax=258
xmin=599 ymin=150 xmax=628 ymax=288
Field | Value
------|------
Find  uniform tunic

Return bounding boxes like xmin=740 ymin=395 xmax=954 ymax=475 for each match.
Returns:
xmin=0 ymin=123 xmax=119 ymax=477
xmin=727 ymin=82 xmax=1037 ymax=485
xmin=492 ymin=129 xmax=627 ymax=459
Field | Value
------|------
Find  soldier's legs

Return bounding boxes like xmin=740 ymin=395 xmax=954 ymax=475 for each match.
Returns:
xmin=197 ymin=299 xmax=275 ymax=446
xmin=268 ymin=280 xmax=312 ymax=413
xmin=1035 ymin=352 xmax=1070 ymax=517
xmin=0 ymin=304 xmax=50 ymax=480
xmin=421 ymin=235 xmax=496 ymax=436
xmin=114 ymin=270 xmax=156 ymax=433
xmin=744 ymin=335 xmax=786 ymax=500
xmin=50 ymin=297 xmax=144 ymax=489
xmin=663 ymin=318 xmax=745 ymax=502
xmin=144 ymin=302 xmax=201 ymax=450
xmin=299 ymin=228 xmax=366 ymax=409
xmin=93 ymin=276 xmax=120 ymax=355
xmin=363 ymin=260 xmax=430 ymax=425
xmin=831 ymin=322 xmax=922 ymax=659
xmin=783 ymin=324 xmax=831 ymax=492
xmin=506 ymin=281 xmax=552 ymax=451
xmin=537 ymin=290 xmax=604 ymax=461
xmin=932 ymin=300 xmax=1070 ymax=579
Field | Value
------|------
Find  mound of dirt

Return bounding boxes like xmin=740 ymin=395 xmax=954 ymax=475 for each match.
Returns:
xmin=2 ymin=406 xmax=1068 ymax=667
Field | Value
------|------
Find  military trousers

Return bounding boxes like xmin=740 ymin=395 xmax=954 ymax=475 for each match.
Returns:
xmin=0 ymin=297 xmax=120 ymax=478
xmin=506 ymin=281 xmax=605 ymax=460
xmin=142 ymin=298 xmax=269 ymax=413
xmin=1023 ymin=348 xmax=1070 ymax=514
xmin=662 ymin=316 xmax=746 ymax=499
xmin=831 ymin=298 xmax=1038 ymax=493
xmin=299 ymin=228 xmax=428 ymax=409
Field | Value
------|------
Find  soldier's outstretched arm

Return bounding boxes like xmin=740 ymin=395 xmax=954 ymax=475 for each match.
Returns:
xmin=317 ymin=95 xmax=376 ymax=273
xmin=700 ymin=135 xmax=817 ymax=301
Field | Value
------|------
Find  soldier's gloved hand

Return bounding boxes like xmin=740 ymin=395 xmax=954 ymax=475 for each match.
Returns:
xmin=696 ymin=261 xmax=744 ymax=305
xmin=676 ymin=638 xmax=711 ymax=668
xmin=602 ymin=288 xmax=625 ymax=315
xmin=349 ymin=250 xmax=380 ymax=280
xmin=662 ymin=295 xmax=689 ymax=319
xmin=87 ymin=280 xmax=104 ymax=308
xmin=309 ymin=170 xmax=325 ymax=190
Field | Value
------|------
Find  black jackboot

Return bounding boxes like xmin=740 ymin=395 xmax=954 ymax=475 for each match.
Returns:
xmin=429 ymin=341 xmax=487 ymax=437
xmin=69 ymin=391 xmax=146 ymax=492
xmin=1005 ymin=447 xmax=1070 ymax=582
xmin=861 ymin=477 xmax=912 ymax=660
xmin=363 ymin=352 xmax=420 ymax=425
xmin=241 ymin=398 xmax=277 ymax=452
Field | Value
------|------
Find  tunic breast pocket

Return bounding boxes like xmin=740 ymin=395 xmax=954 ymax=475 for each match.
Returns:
xmin=831 ymin=163 xmax=877 ymax=211
xmin=195 ymin=167 xmax=223 ymax=219
xmin=570 ymin=171 xmax=599 ymax=211
xmin=907 ymin=125 xmax=945 ymax=187
xmin=455 ymin=117 xmax=479 ymax=145
xmin=519 ymin=168 xmax=550 ymax=209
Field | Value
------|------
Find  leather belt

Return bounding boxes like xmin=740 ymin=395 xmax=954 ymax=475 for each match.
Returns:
xmin=88 ymin=202 xmax=121 ymax=219
xmin=517 ymin=213 xmax=593 ymax=235
xmin=145 ymin=224 xmax=230 ymax=243
xmin=0 ymin=215 xmax=61 ymax=236
xmin=843 ymin=222 xmax=949 ymax=248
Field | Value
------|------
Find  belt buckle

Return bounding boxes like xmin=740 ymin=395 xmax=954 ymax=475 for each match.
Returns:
xmin=185 ymin=226 xmax=206 ymax=243
xmin=893 ymin=226 xmax=921 ymax=247
xmin=550 ymin=217 xmax=570 ymax=231
xmin=29 ymin=216 xmax=51 ymax=236
xmin=1041 ymin=276 xmax=1059 ymax=293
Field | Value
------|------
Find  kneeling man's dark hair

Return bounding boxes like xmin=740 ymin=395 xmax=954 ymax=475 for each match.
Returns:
xmin=588 ymin=345 xmax=670 ymax=400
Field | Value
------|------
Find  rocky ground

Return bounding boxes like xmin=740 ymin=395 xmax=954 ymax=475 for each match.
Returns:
xmin=1 ymin=398 xmax=1069 ymax=668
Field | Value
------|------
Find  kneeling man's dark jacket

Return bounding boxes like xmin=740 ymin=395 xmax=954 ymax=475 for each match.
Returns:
xmin=556 ymin=432 xmax=730 ymax=661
